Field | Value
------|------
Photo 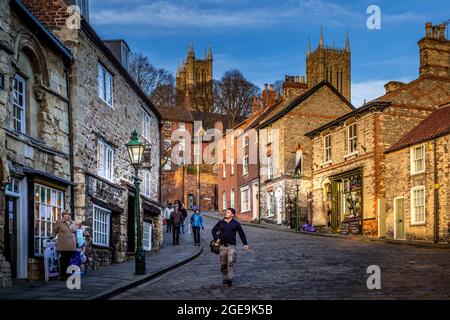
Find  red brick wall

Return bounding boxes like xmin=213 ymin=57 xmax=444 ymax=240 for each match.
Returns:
xmin=21 ymin=0 xmax=69 ymax=30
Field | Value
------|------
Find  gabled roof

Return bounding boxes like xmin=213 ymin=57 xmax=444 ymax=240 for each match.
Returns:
xmin=158 ymin=107 xmax=194 ymax=122
xmin=257 ymin=81 xmax=355 ymax=129
xmin=306 ymin=100 xmax=391 ymax=138
xmin=11 ymin=0 xmax=73 ymax=65
xmin=80 ymin=20 xmax=162 ymax=120
xmin=385 ymin=104 xmax=450 ymax=153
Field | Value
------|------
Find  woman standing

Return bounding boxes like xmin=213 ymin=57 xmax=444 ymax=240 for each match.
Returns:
xmin=52 ymin=209 xmax=76 ymax=280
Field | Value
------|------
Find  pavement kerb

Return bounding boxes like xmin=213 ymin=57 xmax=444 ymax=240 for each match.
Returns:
xmin=89 ymin=244 xmax=204 ymax=300
xmin=203 ymin=213 xmax=450 ymax=251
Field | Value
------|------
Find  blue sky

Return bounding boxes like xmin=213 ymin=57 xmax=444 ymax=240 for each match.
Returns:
xmin=89 ymin=0 xmax=449 ymax=107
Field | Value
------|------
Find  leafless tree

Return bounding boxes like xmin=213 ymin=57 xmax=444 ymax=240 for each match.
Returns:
xmin=213 ymin=69 xmax=260 ymax=127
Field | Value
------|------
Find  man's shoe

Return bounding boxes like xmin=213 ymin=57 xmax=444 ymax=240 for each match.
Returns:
xmin=227 ymin=280 xmax=232 ymax=287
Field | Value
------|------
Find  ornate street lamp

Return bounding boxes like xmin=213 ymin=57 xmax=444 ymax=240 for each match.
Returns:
xmin=294 ymin=171 xmax=301 ymax=231
xmin=126 ymin=130 xmax=146 ymax=275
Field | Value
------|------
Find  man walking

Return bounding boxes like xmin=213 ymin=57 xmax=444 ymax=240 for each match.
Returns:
xmin=170 ymin=205 xmax=183 ymax=245
xmin=211 ymin=208 xmax=249 ymax=287
xmin=163 ymin=203 xmax=174 ymax=233
xmin=190 ymin=209 xmax=204 ymax=246
xmin=179 ymin=202 xmax=188 ymax=234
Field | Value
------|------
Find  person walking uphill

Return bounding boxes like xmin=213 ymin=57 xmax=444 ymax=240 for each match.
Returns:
xmin=190 ymin=209 xmax=204 ymax=246
xmin=52 ymin=209 xmax=76 ymax=280
xmin=170 ymin=205 xmax=183 ymax=245
xmin=211 ymin=208 xmax=249 ymax=287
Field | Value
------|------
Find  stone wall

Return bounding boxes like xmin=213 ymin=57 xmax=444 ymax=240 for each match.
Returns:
xmin=385 ymin=135 xmax=450 ymax=242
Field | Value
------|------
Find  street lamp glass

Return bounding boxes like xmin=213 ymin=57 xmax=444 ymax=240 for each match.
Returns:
xmin=126 ymin=130 xmax=145 ymax=166
xmin=294 ymin=172 xmax=301 ymax=186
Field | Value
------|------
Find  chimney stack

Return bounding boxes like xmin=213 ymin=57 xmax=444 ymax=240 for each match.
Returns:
xmin=252 ymin=96 xmax=261 ymax=115
xmin=419 ymin=21 xmax=450 ymax=78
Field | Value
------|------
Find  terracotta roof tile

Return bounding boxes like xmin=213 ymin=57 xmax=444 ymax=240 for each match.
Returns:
xmin=385 ymin=104 xmax=450 ymax=153
xmin=158 ymin=107 xmax=193 ymax=122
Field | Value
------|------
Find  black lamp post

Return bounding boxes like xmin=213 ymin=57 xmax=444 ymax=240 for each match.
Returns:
xmin=126 ymin=130 xmax=146 ymax=275
xmin=294 ymin=171 xmax=301 ymax=231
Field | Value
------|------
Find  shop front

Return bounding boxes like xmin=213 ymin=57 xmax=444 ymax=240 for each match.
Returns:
xmin=330 ymin=168 xmax=363 ymax=235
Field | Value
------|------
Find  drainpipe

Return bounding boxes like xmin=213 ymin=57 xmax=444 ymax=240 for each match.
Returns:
xmin=433 ymin=139 xmax=439 ymax=243
xmin=257 ymin=129 xmax=261 ymax=224
xmin=66 ymin=65 xmax=75 ymax=215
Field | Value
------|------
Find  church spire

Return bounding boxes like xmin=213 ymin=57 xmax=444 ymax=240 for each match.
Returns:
xmin=207 ymin=44 xmax=213 ymax=60
xmin=319 ymin=25 xmax=324 ymax=48
xmin=181 ymin=57 xmax=185 ymax=71
xmin=188 ymin=40 xmax=195 ymax=57
xmin=345 ymin=30 xmax=350 ymax=51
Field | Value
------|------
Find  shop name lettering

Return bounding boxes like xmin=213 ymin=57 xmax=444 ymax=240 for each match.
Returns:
xmin=178 ymin=305 xmax=211 ymax=318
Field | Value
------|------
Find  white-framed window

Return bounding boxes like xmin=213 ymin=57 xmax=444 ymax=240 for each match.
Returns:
xmin=163 ymin=156 xmax=171 ymax=171
xmin=231 ymin=156 xmax=234 ymax=175
xmin=164 ymin=121 xmax=172 ymax=130
xmin=93 ymin=205 xmax=110 ymax=247
xmin=267 ymin=192 xmax=274 ymax=217
xmin=179 ymin=122 xmax=185 ymax=131
xmin=143 ymin=221 xmax=152 ymax=251
xmin=142 ymin=169 xmax=151 ymax=197
xmin=411 ymin=186 xmax=425 ymax=225
xmin=230 ymin=189 xmax=235 ymax=208
xmin=347 ymin=123 xmax=357 ymax=154
xmin=141 ymin=109 xmax=151 ymax=142
xmin=410 ymin=144 xmax=425 ymax=175
xmin=241 ymin=187 xmax=250 ymax=212
xmin=243 ymin=155 xmax=249 ymax=175
xmin=324 ymin=134 xmax=331 ymax=162
xmin=6 ymin=178 xmax=20 ymax=195
xmin=98 ymin=63 xmax=113 ymax=107
xmin=222 ymin=161 xmax=226 ymax=178
xmin=244 ymin=136 xmax=249 ymax=147
xmin=13 ymin=74 xmax=26 ymax=133
xmin=34 ymin=184 xmax=64 ymax=255
xmin=222 ymin=191 xmax=227 ymax=210
xmin=267 ymin=155 xmax=273 ymax=179
xmin=97 ymin=140 xmax=114 ymax=181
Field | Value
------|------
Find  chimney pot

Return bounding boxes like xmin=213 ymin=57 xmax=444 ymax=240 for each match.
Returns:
xmin=264 ymin=83 xmax=268 ymax=90
xmin=301 ymin=76 xmax=305 ymax=83
xmin=425 ymin=22 xmax=432 ymax=37
xmin=295 ymin=76 xmax=300 ymax=83
xmin=269 ymin=84 xmax=274 ymax=91
xmin=439 ymin=23 xmax=446 ymax=40
xmin=433 ymin=25 xmax=439 ymax=38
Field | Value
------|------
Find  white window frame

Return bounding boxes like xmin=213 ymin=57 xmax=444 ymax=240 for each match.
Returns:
xmin=267 ymin=155 xmax=273 ymax=179
xmin=97 ymin=140 xmax=114 ymax=181
xmin=410 ymin=186 xmax=426 ymax=225
xmin=410 ymin=144 xmax=425 ymax=175
xmin=230 ymin=189 xmax=235 ymax=209
xmin=323 ymin=134 xmax=332 ymax=163
xmin=244 ymin=136 xmax=249 ymax=147
xmin=143 ymin=221 xmax=152 ymax=251
xmin=93 ymin=205 xmax=111 ymax=247
xmin=98 ymin=63 xmax=113 ymax=107
xmin=347 ymin=123 xmax=357 ymax=154
xmin=222 ymin=161 xmax=226 ymax=178
xmin=141 ymin=109 xmax=151 ymax=142
xmin=243 ymin=155 xmax=249 ymax=175
xmin=231 ymin=156 xmax=234 ymax=175
xmin=13 ymin=74 xmax=26 ymax=133
xmin=142 ymin=169 xmax=151 ymax=197
xmin=34 ymin=184 xmax=64 ymax=256
xmin=240 ymin=187 xmax=250 ymax=212
xmin=222 ymin=191 xmax=227 ymax=210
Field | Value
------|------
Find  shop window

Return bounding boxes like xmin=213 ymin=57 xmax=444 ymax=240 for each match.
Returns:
xmin=411 ymin=186 xmax=425 ymax=224
xmin=341 ymin=174 xmax=362 ymax=220
xmin=143 ymin=221 xmax=152 ymax=251
xmin=93 ymin=205 xmax=110 ymax=247
xmin=34 ymin=185 xmax=64 ymax=255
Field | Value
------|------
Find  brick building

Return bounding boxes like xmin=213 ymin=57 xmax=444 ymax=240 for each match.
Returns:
xmin=307 ymin=22 xmax=450 ymax=237
xmin=0 ymin=0 xmax=73 ymax=285
xmin=20 ymin=0 xmax=163 ymax=275
xmin=384 ymin=103 xmax=450 ymax=243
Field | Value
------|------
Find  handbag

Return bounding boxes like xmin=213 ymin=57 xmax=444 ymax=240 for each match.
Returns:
xmin=209 ymin=221 xmax=222 ymax=254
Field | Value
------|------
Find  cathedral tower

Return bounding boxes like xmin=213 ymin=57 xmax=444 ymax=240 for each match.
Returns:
xmin=176 ymin=44 xmax=213 ymax=111
xmin=306 ymin=27 xmax=351 ymax=101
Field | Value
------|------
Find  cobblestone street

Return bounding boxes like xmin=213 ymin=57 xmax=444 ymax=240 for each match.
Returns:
xmin=113 ymin=217 xmax=450 ymax=300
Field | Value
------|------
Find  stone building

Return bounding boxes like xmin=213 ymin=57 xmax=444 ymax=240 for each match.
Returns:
xmin=258 ymin=82 xmax=354 ymax=226
xmin=306 ymin=28 xmax=351 ymax=101
xmin=384 ymin=103 xmax=450 ymax=243
xmin=307 ymin=22 xmax=450 ymax=236
xmin=176 ymin=45 xmax=213 ymax=112
xmin=20 ymin=0 xmax=163 ymax=271
xmin=0 ymin=0 xmax=74 ymax=284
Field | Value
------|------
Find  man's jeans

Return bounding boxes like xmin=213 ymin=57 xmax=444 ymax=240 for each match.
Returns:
xmin=219 ymin=245 xmax=237 ymax=281
xmin=180 ymin=222 xmax=185 ymax=233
